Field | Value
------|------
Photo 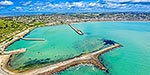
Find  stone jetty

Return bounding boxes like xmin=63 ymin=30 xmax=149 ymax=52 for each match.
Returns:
xmin=2 ymin=44 xmax=121 ymax=75
xmin=21 ymin=38 xmax=45 ymax=41
xmin=68 ymin=24 xmax=84 ymax=35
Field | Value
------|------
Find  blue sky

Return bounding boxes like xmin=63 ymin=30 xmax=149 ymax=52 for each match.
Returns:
xmin=0 ymin=0 xmax=150 ymax=13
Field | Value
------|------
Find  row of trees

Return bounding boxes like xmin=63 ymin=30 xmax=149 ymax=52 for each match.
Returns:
xmin=0 ymin=19 xmax=28 ymax=29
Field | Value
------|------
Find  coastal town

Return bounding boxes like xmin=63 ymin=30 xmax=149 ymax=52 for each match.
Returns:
xmin=1 ymin=12 xmax=150 ymax=25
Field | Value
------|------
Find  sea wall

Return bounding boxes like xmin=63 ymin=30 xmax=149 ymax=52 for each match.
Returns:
xmin=0 ymin=48 xmax=27 ymax=75
xmin=1 ymin=44 xmax=121 ymax=75
xmin=0 ymin=29 xmax=30 ymax=51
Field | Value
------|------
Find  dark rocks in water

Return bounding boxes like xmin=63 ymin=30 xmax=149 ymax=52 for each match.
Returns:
xmin=86 ymin=32 xmax=91 ymax=35
xmin=9 ymin=64 xmax=12 ymax=67
xmin=105 ymin=64 xmax=108 ymax=66
xmin=103 ymin=39 xmax=117 ymax=45
xmin=106 ymin=70 xmax=109 ymax=73
xmin=28 ymin=58 xmax=31 ymax=60
xmin=101 ymin=58 xmax=103 ymax=61
xmin=24 ymin=58 xmax=51 ymax=67
xmin=99 ymin=56 xmax=104 ymax=62
xmin=46 ymin=58 xmax=50 ymax=60
xmin=99 ymin=56 xmax=110 ymax=74
xmin=41 ymin=59 xmax=44 ymax=61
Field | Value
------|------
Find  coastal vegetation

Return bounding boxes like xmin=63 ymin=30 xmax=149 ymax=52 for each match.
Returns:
xmin=0 ymin=19 xmax=29 ymax=43
xmin=0 ymin=19 xmax=45 ymax=44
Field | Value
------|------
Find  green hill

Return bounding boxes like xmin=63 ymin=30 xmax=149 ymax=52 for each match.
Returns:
xmin=0 ymin=19 xmax=29 ymax=43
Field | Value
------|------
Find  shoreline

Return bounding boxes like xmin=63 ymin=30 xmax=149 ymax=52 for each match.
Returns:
xmin=0 ymin=20 xmax=142 ymax=75
xmin=0 ymin=21 xmax=65 ymax=75
xmin=0 ymin=29 xmax=30 ymax=51
xmin=1 ymin=20 xmax=142 ymax=49
xmin=70 ymin=20 xmax=150 ymax=25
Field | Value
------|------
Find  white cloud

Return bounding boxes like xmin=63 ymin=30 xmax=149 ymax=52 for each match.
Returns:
xmin=72 ymin=2 xmax=85 ymax=7
xmin=34 ymin=1 xmax=44 ymax=6
xmin=105 ymin=2 xmax=127 ymax=8
xmin=0 ymin=6 xmax=5 ymax=9
xmin=104 ymin=0 xmax=150 ymax=2
xmin=43 ymin=2 xmax=86 ymax=9
xmin=89 ymin=2 xmax=97 ymax=6
xmin=20 ymin=1 xmax=150 ymax=12
xmin=96 ymin=0 xmax=100 ymax=2
xmin=132 ymin=0 xmax=150 ymax=2
xmin=105 ymin=0 xmax=131 ymax=2
xmin=22 ymin=1 xmax=32 ymax=6
xmin=31 ymin=2 xmax=117 ymax=11
xmin=15 ymin=7 xmax=22 ymax=10
xmin=0 ymin=0 xmax=13 ymax=5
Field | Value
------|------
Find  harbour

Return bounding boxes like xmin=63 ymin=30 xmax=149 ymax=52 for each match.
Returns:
xmin=1 ymin=22 xmax=150 ymax=75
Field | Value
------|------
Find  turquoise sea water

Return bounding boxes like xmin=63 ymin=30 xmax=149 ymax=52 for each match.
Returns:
xmin=6 ymin=24 xmax=107 ymax=70
xmin=6 ymin=22 xmax=150 ymax=75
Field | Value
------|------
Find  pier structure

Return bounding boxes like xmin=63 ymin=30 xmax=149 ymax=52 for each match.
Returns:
xmin=68 ymin=24 xmax=84 ymax=35
xmin=2 ymin=48 xmax=26 ymax=55
xmin=21 ymin=38 xmax=45 ymax=41
xmin=1 ymin=44 xmax=121 ymax=75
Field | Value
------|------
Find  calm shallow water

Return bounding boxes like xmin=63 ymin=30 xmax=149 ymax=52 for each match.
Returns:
xmin=6 ymin=22 xmax=150 ymax=75
xmin=6 ymin=24 xmax=108 ymax=71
